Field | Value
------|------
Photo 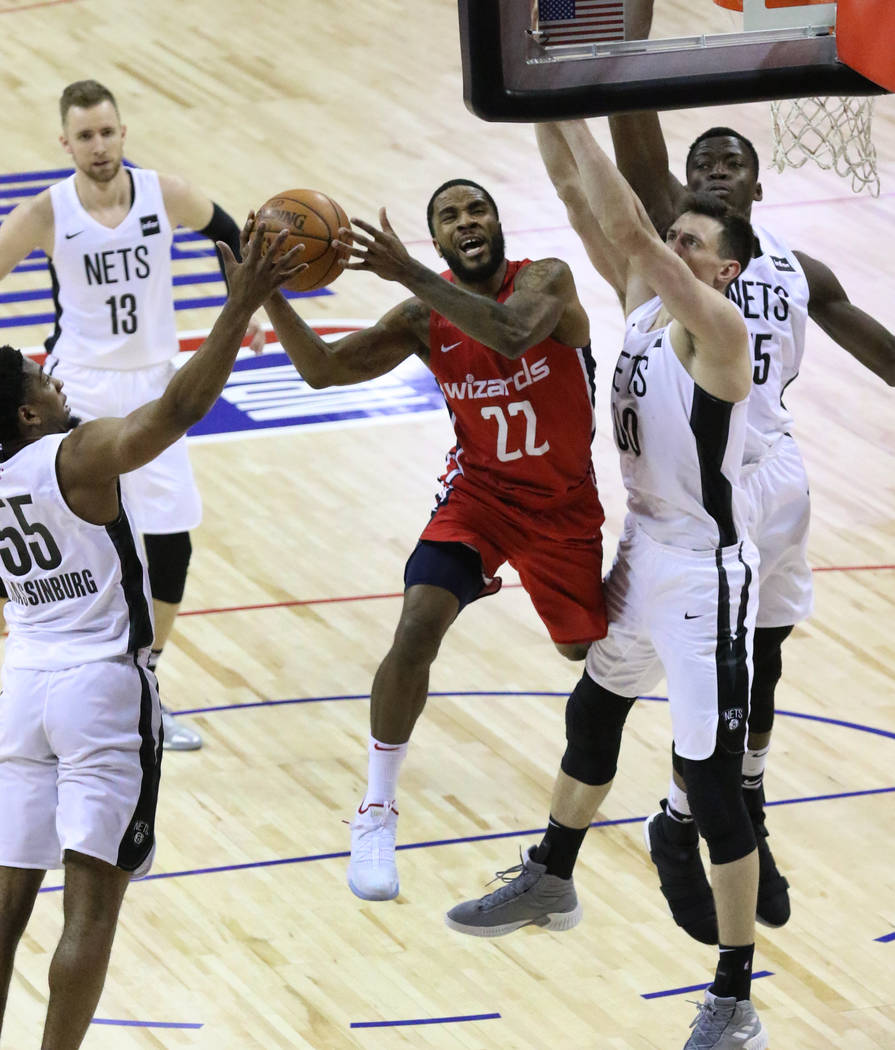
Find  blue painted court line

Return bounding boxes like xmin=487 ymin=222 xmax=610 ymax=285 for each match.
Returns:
xmin=170 ymin=690 xmax=895 ymax=746
xmin=38 ymin=785 xmax=893 ymax=895
xmin=642 ymin=971 xmax=774 ymax=1000
xmin=92 ymin=1018 xmax=203 ymax=1029
xmin=12 ymin=260 xmax=52 ymax=274
xmin=0 ymin=287 xmax=332 ymax=329
xmin=0 ymin=184 xmax=45 ymax=199
xmin=33 ymin=689 xmax=894 ymax=948
xmin=350 ymin=1012 xmax=500 ymax=1029
xmin=0 ymin=312 xmax=56 ymax=329
xmin=0 ymin=288 xmax=51 ymax=304
xmin=0 ymin=272 xmax=223 ymax=303
xmin=0 ymin=167 xmax=73 ymax=184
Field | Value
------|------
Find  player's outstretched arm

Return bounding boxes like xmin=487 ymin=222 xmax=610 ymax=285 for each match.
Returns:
xmin=608 ymin=110 xmax=685 ymax=237
xmin=536 ymin=123 xmax=625 ymax=298
xmin=57 ymin=226 xmax=304 ymax=501
xmin=795 ymin=251 xmax=895 ymax=386
xmin=342 ymin=209 xmax=586 ymax=358
xmin=607 ymin=0 xmax=685 ymax=234
xmin=561 ymin=121 xmax=748 ymax=396
xmin=0 ymin=192 xmax=54 ymax=282
xmin=559 ymin=120 xmax=664 ymax=297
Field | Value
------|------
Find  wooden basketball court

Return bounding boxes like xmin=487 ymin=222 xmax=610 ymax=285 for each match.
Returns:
xmin=0 ymin=0 xmax=892 ymax=1047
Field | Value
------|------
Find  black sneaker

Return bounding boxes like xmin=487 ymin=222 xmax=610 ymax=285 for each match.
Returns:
xmin=744 ymin=787 xmax=790 ymax=927
xmin=643 ymin=800 xmax=718 ymax=945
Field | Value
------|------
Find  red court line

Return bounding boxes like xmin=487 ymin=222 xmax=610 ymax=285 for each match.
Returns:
xmin=177 ymin=590 xmax=405 ymax=617
xmin=178 ymin=564 xmax=893 ymax=619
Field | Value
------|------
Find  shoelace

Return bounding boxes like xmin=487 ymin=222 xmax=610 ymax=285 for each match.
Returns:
xmin=477 ymin=853 xmax=537 ymax=905
xmin=349 ymin=819 xmax=396 ymax=865
xmin=686 ymin=999 xmax=728 ymax=1040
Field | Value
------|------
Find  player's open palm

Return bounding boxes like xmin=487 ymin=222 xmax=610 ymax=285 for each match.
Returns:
xmin=343 ymin=208 xmax=412 ymax=283
xmin=218 ymin=224 xmax=306 ymax=310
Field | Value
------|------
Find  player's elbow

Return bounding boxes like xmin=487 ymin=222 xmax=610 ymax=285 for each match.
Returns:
xmin=492 ymin=325 xmax=535 ymax=360
xmin=298 ymin=369 xmax=330 ymax=389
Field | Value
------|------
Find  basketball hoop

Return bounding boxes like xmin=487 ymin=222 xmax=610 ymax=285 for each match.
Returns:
xmin=711 ymin=0 xmax=883 ymax=195
xmin=769 ymin=95 xmax=879 ymax=195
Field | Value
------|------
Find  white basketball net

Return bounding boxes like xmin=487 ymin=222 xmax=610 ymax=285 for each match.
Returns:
xmin=770 ymin=96 xmax=880 ymax=196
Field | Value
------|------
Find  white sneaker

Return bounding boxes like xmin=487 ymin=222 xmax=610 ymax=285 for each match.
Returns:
xmin=347 ymin=801 xmax=399 ymax=900
xmin=161 ymin=705 xmax=203 ymax=751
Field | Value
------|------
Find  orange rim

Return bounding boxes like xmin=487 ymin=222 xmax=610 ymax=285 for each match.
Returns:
xmin=713 ymin=0 xmax=742 ymax=9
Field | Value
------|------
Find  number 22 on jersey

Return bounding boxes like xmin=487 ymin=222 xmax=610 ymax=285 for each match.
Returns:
xmin=481 ymin=400 xmax=549 ymax=462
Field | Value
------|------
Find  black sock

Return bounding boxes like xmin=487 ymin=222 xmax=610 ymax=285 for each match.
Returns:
xmin=710 ymin=943 xmax=755 ymax=1001
xmin=530 ymin=815 xmax=587 ymax=879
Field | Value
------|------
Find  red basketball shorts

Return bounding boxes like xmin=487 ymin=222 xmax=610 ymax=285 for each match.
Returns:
xmin=419 ymin=480 xmax=607 ymax=645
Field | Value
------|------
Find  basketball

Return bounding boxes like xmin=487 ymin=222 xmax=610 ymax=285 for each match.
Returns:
xmin=256 ymin=189 xmax=351 ymax=292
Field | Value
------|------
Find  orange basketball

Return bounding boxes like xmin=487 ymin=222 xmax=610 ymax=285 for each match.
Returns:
xmin=256 ymin=189 xmax=351 ymax=292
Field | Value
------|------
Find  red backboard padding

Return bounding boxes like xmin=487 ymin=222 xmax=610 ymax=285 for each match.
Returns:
xmin=837 ymin=0 xmax=895 ymax=92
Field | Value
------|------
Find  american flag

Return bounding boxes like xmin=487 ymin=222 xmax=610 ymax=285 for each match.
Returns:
xmin=535 ymin=0 xmax=625 ymax=46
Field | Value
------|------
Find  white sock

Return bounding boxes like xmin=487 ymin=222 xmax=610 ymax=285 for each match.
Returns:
xmin=362 ymin=735 xmax=408 ymax=808
xmin=742 ymin=745 xmax=770 ymax=791
xmin=667 ymin=777 xmax=693 ymax=821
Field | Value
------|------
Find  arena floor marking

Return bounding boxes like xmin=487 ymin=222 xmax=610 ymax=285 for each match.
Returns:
xmin=91 ymin=1018 xmax=202 ymax=1029
xmin=350 ymin=1013 xmax=501 ymax=1029
xmin=642 ymin=971 xmax=774 ymax=1000
xmin=38 ymin=792 xmax=895 ymax=891
xmin=171 ymin=562 xmax=895 ymax=621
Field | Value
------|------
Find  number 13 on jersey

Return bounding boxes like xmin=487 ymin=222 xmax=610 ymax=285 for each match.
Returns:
xmin=105 ymin=293 xmax=138 ymax=335
xmin=481 ymin=400 xmax=549 ymax=462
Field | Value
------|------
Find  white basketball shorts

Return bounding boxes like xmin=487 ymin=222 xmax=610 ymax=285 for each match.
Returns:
xmin=46 ymin=355 xmax=202 ymax=535
xmin=743 ymin=434 xmax=813 ymax=628
xmin=0 ymin=655 xmax=162 ymax=876
xmin=586 ymin=520 xmax=759 ymax=761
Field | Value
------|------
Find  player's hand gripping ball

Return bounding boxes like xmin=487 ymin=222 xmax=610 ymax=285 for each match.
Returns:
xmin=256 ymin=189 xmax=351 ymax=292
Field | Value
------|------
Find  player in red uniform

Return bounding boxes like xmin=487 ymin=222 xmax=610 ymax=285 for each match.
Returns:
xmin=259 ymin=180 xmax=607 ymax=901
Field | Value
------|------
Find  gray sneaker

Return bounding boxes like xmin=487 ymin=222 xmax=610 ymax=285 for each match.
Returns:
xmin=444 ymin=846 xmax=582 ymax=937
xmin=161 ymin=705 xmax=203 ymax=751
xmin=683 ymin=991 xmax=768 ymax=1049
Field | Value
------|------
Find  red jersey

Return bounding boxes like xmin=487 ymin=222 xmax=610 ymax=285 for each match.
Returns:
xmin=428 ymin=259 xmax=597 ymax=508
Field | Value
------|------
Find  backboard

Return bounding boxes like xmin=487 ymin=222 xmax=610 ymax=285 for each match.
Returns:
xmin=458 ymin=0 xmax=887 ymax=122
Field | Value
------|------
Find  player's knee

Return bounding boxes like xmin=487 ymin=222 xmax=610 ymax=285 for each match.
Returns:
xmin=390 ymin=603 xmax=453 ymax=666
xmin=682 ymin=749 xmax=756 ymax=865
xmin=554 ymin=641 xmax=590 ymax=661
xmin=560 ymin=671 xmax=635 ymax=785
xmin=750 ymin=625 xmax=793 ymax=734
xmin=143 ymin=532 xmax=192 ymax=604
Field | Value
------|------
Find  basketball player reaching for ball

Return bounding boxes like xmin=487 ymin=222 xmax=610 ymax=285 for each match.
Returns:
xmin=0 ymin=79 xmax=268 ymax=751
xmin=256 ymin=180 xmax=608 ymax=902
xmin=603 ymin=0 xmax=895 ymax=946
xmin=445 ymin=121 xmax=767 ymax=1050
xmin=0 ymin=226 xmax=301 ymax=1050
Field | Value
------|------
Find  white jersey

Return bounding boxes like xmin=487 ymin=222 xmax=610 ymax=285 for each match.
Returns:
xmin=0 ymin=433 xmax=154 ymax=670
xmin=613 ymin=297 xmax=750 ymax=549
xmin=727 ymin=225 xmax=810 ymax=463
xmin=46 ymin=168 xmax=178 ymax=370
